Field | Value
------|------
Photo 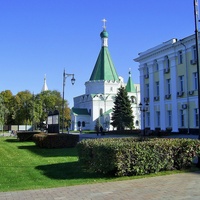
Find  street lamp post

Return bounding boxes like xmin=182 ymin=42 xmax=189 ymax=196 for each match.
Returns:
xmin=62 ymin=69 xmax=75 ymax=134
xmin=139 ymin=102 xmax=149 ymax=136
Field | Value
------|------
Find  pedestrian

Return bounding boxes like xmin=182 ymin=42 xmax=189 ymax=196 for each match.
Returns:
xmin=100 ymin=126 xmax=103 ymax=135
xmin=96 ymin=127 xmax=99 ymax=136
xmin=79 ymin=127 xmax=82 ymax=134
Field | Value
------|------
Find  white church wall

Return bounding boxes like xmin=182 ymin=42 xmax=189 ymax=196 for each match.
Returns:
xmin=85 ymin=81 xmax=104 ymax=94
xmin=104 ymin=81 xmax=121 ymax=94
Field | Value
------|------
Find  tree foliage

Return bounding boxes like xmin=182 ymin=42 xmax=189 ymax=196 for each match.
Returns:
xmin=111 ymin=86 xmax=134 ymax=130
xmin=0 ymin=94 xmax=9 ymax=130
xmin=0 ymin=90 xmax=70 ymax=129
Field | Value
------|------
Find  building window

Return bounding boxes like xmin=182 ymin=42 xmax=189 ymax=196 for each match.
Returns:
xmin=180 ymin=110 xmax=184 ymax=127
xmin=77 ymin=121 xmax=81 ymax=127
xmin=178 ymin=50 xmax=183 ymax=64
xmin=131 ymin=96 xmax=137 ymax=104
xmin=155 ymin=81 xmax=159 ymax=96
xmin=146 ymin=65 xmax=149 ymax=75
xmin=164 ymin=56 xmax=170 ymax=69
xmin=82 ymin=121 xmax=85 ymax=127
xmin=156 ymin=111 xmax=160 ymax=127
xmin=143 ymin=64 xmax=149 ymax=78
xmin=194 ymin=108 xmax=199 ymax=127
xmin=179 ymin=75 xmax=184 ymax=92
xmin=166 ymin=79 xmax=171 ymax=94
xmin=145 ymin=84 xmax=149 ymax=98
xmin=100 ymin=108 xmax=103 ymax=116
xmin=154 ymin=60 xmax=158 ymax=71
xmin=193 ymin=72 xmax=198 ymax=90
xmin=167 ymin=110 xmax=172 ymax=127
xmin=192 ymin=45 xmax=197 ymax=61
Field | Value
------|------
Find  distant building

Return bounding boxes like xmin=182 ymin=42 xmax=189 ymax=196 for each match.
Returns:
xmin=71 ymin=20 xmax=140 ymax=131
xmin=41 ymin=74 xmax=48 ymax=92
xmin=134 ymin=33 xmax=199 ymax=134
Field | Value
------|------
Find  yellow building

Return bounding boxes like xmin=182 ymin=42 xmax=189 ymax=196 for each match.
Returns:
xmin=134 ymin=34 xmax=199 ymax=134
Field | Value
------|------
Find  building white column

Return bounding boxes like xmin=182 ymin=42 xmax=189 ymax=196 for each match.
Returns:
xmin=148 ymin=62 xmax=155 ymax=130
xmin=139 ymin=65 xmax=145 ymax=129
xmin=158 ymin=59 xmax=166 ymax=130
xmin=170 ymin=55 xmax=179 ymax=132
xmin=74 ymin=115 xmax=77 ymax=131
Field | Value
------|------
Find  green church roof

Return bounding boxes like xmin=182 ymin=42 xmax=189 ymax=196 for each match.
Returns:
xmin=71 ymin=108 xmax=90 ymax=115
xmin=126 ymin=71 xmax=136 ymax=93
xmin=100 ymin=30 xmax=108 ymax=38
xmin=89 ymin=47 xmax=119 ymax=81
xmin=89 ymin=27 xmax=119 ymax=81
xmin=103 ymin=109 xmax=112 ymax=115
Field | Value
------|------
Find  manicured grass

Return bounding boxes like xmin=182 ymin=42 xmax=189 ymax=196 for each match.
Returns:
xmin=0 ymin=137 xmax=198 ymax=192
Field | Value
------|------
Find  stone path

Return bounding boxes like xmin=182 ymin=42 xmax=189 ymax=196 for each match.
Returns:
xmin=0 ymin=171 xmax=200 ymax=200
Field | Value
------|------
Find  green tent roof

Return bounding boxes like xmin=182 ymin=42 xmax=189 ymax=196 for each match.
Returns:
xmin=126 ymin=71 xmax=136 ymax=93
xmin=89 ymin=47 xmax=119 ymax=81
xmin=103 ymin=109 xmax=112 ymax=115
xmin=71 ymin=108 xmax=90 ymax=115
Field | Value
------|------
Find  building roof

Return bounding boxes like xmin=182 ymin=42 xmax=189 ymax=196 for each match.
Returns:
xmin=89 ymin=25 xmax=119 ymax=81
xmin=103 ymin=109 xmax=112 ymax=115
xmin=126 ymin=70 xmax=136 ymax=93
xmin=71 ymin=108 xmax=90 ymax=115
xmin=41 ymin=74 xmax=48 ymax=92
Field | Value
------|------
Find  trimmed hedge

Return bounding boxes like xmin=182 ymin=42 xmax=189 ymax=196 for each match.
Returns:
xmin=77 ymin=137 xmax=200 ymax=176
xmin=17 ymin=131 xmax=41 ymax=141
xmin=108 ymin=130 xmax=141 ymax=135
xmin=33 ymin=133 xmax=79 ymax=148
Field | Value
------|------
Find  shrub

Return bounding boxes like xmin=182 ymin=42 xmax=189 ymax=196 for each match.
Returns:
xmin=33 ymin=133 xmax=79 ymax=148
xmin=17 ymin=131 xmax=41 ymax=141
xmin=77 ymin=138 xmax=200 ymax=176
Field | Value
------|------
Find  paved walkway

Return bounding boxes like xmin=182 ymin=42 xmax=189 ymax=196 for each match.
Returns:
xmin=0 ymin=171 xmax=200 ymax=200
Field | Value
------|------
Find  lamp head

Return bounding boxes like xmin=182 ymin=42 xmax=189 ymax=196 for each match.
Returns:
xmin=71 ymin=75 xmax=75 ymax=85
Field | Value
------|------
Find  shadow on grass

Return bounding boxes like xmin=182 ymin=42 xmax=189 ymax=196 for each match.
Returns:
xmin=5 ymin=138 xmax=35 ymax=144
xmin=35 ymin=161 xmax=200 ymax=183
xmin=18 ymin=145 xmax=78 ymax=157
xmin=5 ymin=138 xmax=19 ymax=143
xmin=35 ymin=161 xmax=108 ymax=180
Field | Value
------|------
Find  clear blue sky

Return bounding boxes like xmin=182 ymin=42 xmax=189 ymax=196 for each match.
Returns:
xmin=0 ymin=0 xmax=196 ymax=107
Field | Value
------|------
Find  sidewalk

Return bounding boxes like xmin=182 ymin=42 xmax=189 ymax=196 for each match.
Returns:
xmin=0 ymin=171 xmax=200 ymax=200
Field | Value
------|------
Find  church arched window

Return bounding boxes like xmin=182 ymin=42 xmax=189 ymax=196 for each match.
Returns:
xmin=77 ymin=121 xmax=81 ymax=127
xmin=131 ymin=96 xmax=137 ymax=104
xmin=82 ymin=121 xmax=85 ymax=127
xmin=100 ymin=108 xmax=103 ymax=116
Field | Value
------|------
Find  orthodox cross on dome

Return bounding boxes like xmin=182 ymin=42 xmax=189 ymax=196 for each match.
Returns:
xmin=102 ymin=18 xmax=107 ymax=30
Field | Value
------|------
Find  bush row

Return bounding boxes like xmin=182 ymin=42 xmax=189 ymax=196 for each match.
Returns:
xmin=33 ymin=133 xmax=79 ymax=148
xmin=17 ymin=131 xmax=41 ymax=141
xmin=77 ymin=137 xmax=200 ymax=176
xmin=108 ymin=130 xmax=141 ymax=135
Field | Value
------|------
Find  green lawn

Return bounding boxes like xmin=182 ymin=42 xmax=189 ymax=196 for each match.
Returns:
xmin=0 ymin=136 xmax=198 ymax=192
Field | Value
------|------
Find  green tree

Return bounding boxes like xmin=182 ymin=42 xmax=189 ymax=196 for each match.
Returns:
xmin=0 ymin=90 xmax=14 ymax=125
xmin=111 ymin=86 xmax=134 ymax=130
xmin=0 ymin=89 xmax=71 ymax=130
xmin=35 ymin=90 xmax=70 ymax=129
xmin=13 ymin=90 xmax=34 ymax=125
xmin=0 ymin=94 xmax=9 ymax=131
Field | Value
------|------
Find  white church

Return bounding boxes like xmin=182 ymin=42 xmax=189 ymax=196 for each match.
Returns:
xmin=70 ymin=20 xmax=140 ymax=131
